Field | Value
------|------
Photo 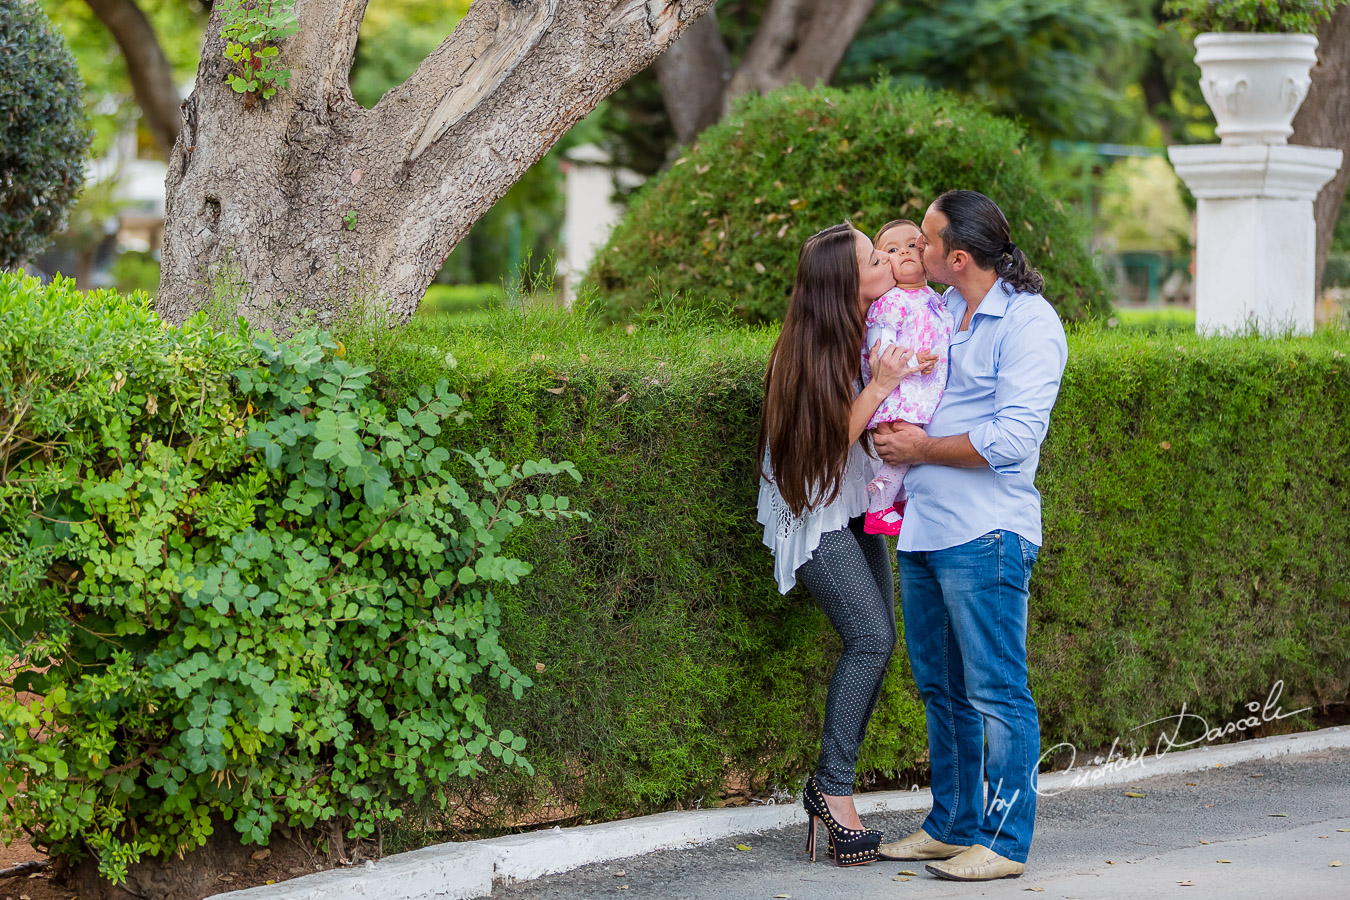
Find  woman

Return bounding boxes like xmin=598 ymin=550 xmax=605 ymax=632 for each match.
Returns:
xmin=755 ymin=222 xmax=933 ymax=867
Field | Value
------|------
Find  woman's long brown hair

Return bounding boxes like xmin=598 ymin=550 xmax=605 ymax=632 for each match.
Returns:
xmin=756 ymin=223 xmax=866 ymax=518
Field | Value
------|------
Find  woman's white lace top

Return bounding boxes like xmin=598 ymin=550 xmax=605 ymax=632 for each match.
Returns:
xmin=756 ymin=437 xmax=879 ymax=594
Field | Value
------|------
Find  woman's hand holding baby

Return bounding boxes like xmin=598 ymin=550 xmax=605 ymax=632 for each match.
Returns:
xmin=869 ymin=340 xmax=939 ymax=394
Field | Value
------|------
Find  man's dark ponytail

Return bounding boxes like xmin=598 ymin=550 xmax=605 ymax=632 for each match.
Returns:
xmin=935 ymin=191 xmax=1045 ymax=296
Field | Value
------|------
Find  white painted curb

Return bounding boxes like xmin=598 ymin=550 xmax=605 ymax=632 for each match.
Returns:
xmin=216 ymin=724 xmax=1350 ymax=900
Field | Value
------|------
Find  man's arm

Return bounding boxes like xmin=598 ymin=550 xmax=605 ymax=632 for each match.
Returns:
xmin=875 ymin=308 xmax=1068 ymax=471
xmin=874 ymin=425 xmax=987 ymax=467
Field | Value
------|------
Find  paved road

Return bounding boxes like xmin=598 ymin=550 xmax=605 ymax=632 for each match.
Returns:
xmin=493 ymin=747 xmax=1350 ymax=900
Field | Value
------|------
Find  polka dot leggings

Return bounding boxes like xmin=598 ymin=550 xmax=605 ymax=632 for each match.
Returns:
xmin=795 ymin=515 xmax=896 ymax=796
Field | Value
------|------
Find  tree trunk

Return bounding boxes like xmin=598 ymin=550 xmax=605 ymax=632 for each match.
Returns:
xmin=1290 ymin=4 xmax=1350 ymax=296
xmin=156 ymin=0 xmax=718 ymax=333
xmin=724 ymin=0 xmax=875 ymax=102
xmin=83 ymin=0 xmax=182 ymax=159
xmin=653 ymin=10 xmax=731 ymax=146
xmin=653 ymin=0 xmax=875 ymax=146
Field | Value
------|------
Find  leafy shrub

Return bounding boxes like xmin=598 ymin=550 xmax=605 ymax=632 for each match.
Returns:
xmin=0 ymin=1 xmax=92 ymax=267
xmin=589 ymin=84 xmax=1112 ymax=324
xmin=1163 ymin=0 xmax=1346 ymax=34
xmin=0 ymin=274 xmax=583 ymax=882
xmin=336 ymin=304 xmax=1347 ymax=839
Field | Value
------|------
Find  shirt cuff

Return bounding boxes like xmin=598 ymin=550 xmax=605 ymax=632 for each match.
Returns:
xmin=967 ymin=422 xmax=1022 ymax=475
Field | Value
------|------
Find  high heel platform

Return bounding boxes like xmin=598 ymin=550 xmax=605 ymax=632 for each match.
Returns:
xmin=801 ymin=776 xmax=881 ymax=866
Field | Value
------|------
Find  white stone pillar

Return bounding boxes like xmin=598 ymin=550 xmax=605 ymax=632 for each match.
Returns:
xmin=559 ymin=144 xmax=643 ymax=307
xmin=1169 ymin=144 xmax=1341 ymax=335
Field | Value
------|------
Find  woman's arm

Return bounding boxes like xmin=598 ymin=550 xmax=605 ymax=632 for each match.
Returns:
xmin=849 ymin=342 xmax=927 ymax=445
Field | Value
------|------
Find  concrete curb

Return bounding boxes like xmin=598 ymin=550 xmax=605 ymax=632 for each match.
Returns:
xmin=216 ymin=724 xmax=1350 ymax=900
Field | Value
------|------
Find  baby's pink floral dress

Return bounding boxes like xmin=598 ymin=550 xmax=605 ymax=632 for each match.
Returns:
xmin=860 ymin=285 xmax=954 ymax=428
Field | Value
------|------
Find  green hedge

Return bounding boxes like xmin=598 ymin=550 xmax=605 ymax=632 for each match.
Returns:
xmin=338 ymin=304 xmax=1349 ymax=839
xmin=4 ymin=278 xmax=1347 ymax=868
xmin=588 ymin=84 xmax=1113 ymax=325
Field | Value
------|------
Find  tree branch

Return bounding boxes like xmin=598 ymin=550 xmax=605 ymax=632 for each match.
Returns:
xmin=653 ymin=10 xmax=732 ymax=146
xmin=289 ymin=0 xmax=370 ymax=113
xmin=356 ymin=0 xmax=718 ymax=313
xmin=726 ymin=0 xmax=875 ymax=102
xmin=1290 ymin=4 xmax=1350 ymax=295
xmin=83 ymin=0 xmax=182 ymax=158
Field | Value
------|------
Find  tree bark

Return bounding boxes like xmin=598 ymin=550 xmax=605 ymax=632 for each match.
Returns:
xmin=156 ymin=0 xmax=718 ymax=333
xmin=724 ymin=0 xmax=875 ymax=102
xmin=83 ymin=0 xmax=182 ymax=159
xmin=1290 ymin=4 xmax=1350 ymax=296
xmin=653 ymin=10 xmax=731 ymax=146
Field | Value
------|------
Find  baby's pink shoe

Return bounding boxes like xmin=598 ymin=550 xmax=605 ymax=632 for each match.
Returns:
xmin=864 ymin=508 xmax=904 ymax=536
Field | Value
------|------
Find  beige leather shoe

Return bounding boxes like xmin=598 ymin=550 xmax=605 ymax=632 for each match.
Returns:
xmin=924 ymin=844 xmax=1025 ymax=881
xmin=876 ymin=828 xmax=971 ymax=861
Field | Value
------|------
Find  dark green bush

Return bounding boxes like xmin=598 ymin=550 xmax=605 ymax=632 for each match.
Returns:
xmin=338 ymin=305 xmax=1348 ymax=837
xmin=589 ymin=84 xmax=1113 ymax=325
xmin=0 ymin=274 xmax=582 ymax=881
xmin=1163 ymin=0 xmax=1346 ymax=34
xmin=0 ymin=2 xmax=91 ymax=268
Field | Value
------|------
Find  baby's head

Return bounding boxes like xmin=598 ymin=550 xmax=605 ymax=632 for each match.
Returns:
xmin=874 ymin=219 xmax=927 ymax=289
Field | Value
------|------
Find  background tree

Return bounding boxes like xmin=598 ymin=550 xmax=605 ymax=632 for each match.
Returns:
xmin=153 ymin=0 xmax=718 ymax=332
xmin=0 ymin=0 xmax=92 ymax=269
xmin=1290 ymin=4 xmax=1350 ymax=294
xmin=653 ymin=0 xmax=878 ymax=146
xmin=839 ymin=0 xmax=1150 ymax=143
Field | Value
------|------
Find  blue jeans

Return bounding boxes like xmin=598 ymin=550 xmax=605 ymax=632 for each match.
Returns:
xmin=897 ymin=530 xmax=1040 ymax=863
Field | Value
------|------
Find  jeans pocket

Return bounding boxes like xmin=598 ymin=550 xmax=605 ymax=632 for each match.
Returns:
xmin=1017 ymin=535 xmax=1039 ymax=588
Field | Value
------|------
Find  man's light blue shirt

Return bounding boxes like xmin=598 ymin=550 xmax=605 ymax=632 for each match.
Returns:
xmin=897 ymin=278 xmax=1068 ymax=553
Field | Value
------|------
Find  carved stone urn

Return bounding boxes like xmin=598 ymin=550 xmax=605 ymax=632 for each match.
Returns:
xmin=1194 ymin=33 xmax=1319 ymax=144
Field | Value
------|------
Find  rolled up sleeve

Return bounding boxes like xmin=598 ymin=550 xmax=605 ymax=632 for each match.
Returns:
xmin=966 ymin=310 xmax=1068 ymax=475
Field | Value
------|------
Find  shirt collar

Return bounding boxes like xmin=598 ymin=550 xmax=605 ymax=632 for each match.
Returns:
xmin=945 ymin=278 xmax=1014 ymax=320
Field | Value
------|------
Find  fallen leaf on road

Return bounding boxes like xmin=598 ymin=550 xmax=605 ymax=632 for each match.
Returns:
xmin=1178 ymin=880 xmax=1193 ymax=886
xmin=1106 ymin=860 xmax=1115 ymax=864
xmin=1249 ymin=773 xmax=1264 ymax=778
xmin=1186 ymin=782 xmax=1197 ymax=787
xmin=1217 ymin=859 xmax=1232 ymax=864
xmin=613 ymin=870 xmax=626 ymax=877
xmin=1024 ymin=888 xmax=1045 ymax=892
xmin=897 ymin=869 xmax=918 ymax=875
xmin=1332 ymin=861 xmax=1343 ymax=867
xmin=892 ymin=876 xmax=910 ymax=882
xmin=1339 ymin=829 xmax=1350 ymax=833
xmin=735 ymin=843 xmax=752 ymax=851
xmin=251 ymin=849 xmax=271 ymax=861
xmin=773 ymin=895 xmax=791 ymax=898
xmin=1125 ymin=792 xmax=1146 ymax=798
xmin=1269 ymin=813 xmax=1288 ymax=817
xmin=619 ymin=885 xmax=629 ymax=890
xmin=1320 ymin=835 xmax=1330 ymax=839
xmin=1199 ymin=840 xmax=1211 ymax=844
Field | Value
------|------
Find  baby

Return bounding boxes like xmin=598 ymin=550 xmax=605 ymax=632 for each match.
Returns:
xmin=859 ymin=219 xmax=955 ymax=536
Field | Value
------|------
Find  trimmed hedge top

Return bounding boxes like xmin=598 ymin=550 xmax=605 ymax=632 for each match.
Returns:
xmin=588 ymin=84 xmax=1113 ymax=325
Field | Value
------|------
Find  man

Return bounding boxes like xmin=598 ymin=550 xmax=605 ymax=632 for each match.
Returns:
xmin=872 ymin=190 xmax=1068 ymax=881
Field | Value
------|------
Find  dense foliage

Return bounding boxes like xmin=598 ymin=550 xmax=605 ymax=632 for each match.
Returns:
xmin=841 ymin=0 xmax=1150 ymax=142
xmin=0 ymin=1 xmax=91 ymax=267
xmin=1163 ymin=0 xmax=1348 ymax=33
xmin=588 ymin=85 xmax=1113 ymax=325
xmin=337 ymin=304 xmax=1349 ymax=839
xmin=0 ymin=274 xmax=583 ymax=882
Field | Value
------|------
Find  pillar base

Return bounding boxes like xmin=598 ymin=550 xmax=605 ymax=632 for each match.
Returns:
xmin=1168 ymin=144 xmax=1342 ymax=336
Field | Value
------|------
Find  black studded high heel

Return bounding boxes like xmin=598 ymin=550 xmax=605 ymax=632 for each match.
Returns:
xmin=801 ymin=775 xmax=881 ymax=867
